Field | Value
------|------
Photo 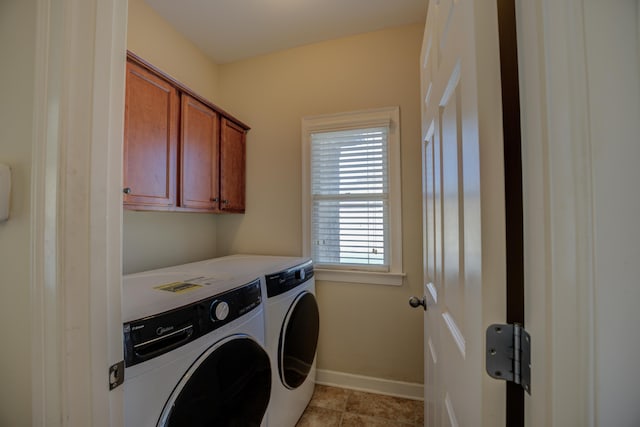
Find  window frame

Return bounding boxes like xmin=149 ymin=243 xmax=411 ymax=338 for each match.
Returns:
xmin=301 ymin=106 xmax=404 ymax=286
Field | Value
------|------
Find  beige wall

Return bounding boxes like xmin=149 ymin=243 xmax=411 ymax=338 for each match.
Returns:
xmin=217 ymin=25 xmax=425 ymax=383
xmin=0 ymin=0 xmax=35 ymax=424
xmin=124 ymin=0 xmax=222 ymax=274
xmin=127 ymin=0 xmax=220 ymax=102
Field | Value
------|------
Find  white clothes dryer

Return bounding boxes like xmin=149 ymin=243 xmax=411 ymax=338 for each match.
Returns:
xmin=178 ymin=255 xmax=320 ymax=427
xmin=262 ymin=258 xmax=318 ymax=427
xmin=122 ymin=268 xmax=271 ymax=427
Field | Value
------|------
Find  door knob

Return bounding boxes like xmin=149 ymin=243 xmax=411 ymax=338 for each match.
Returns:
xmin=409 ymin=296 xmax=427 ymax=311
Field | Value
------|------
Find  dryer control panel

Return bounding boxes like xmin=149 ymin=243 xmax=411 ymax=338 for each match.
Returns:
xmin=265 ymin=260 xmax=314 ymax=298
xmin=123 ymin=279 xmax=261 ymax=367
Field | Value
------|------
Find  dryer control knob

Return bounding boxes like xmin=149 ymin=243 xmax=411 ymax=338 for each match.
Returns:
xmin=295 ymin=268 xmax=306 ymax=281
xmin=210 ymin=301 xmax=230 ymax=322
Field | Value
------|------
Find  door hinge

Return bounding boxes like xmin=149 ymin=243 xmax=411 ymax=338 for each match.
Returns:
xmin=486 ymin=323 xmax=531 ymax=394
xmin=109 ymin=360 xmax=125 ymax=390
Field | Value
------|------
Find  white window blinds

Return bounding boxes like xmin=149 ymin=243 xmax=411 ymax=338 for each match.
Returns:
xmin=310 ymin=126 xmax=390 ymax=270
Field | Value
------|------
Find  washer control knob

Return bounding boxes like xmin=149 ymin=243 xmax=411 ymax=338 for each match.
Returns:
xmin=210 ymin=301 xmax=229 ymax=322
xmin=295 ymin=268 xmax=306 ymax=281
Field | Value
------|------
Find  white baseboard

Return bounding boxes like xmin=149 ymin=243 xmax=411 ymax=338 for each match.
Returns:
xmin=315 ymin=369 xmax=424 ymax=401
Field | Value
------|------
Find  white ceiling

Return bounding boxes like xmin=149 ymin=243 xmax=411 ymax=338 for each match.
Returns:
xmin=145 ymin=0 xmax=428 ymax=64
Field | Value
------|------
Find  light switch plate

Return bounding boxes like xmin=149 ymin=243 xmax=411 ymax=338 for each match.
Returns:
xmin=0 ymin=163 xmax=11 ymax=222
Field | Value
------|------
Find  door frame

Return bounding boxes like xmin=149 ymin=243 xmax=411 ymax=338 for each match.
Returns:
xmin=31 ymin=0 xmax=127 ymax=425
xmin=517 ymin=0 xmax=595 ymax=425
xmin=28 ymin=0 xmax=600 ymax=425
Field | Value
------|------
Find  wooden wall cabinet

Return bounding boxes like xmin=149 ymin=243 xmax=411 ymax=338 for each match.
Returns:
xmin=220 ymin=118 xmax=246 ymax=213
xmin=180 ymin=94 xmax=220 ymax=211
xmin=123 ymin=60 xmax=179 ymax=208
xmin=123 ymin=52 xmax=249 ymax=213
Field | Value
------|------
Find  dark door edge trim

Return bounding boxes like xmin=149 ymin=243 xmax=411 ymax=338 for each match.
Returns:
xmin=496 ymin=0 xmax=525 ymax=426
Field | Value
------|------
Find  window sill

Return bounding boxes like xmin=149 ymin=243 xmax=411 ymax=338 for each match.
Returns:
xmin=315 ymin=268 xmax=405 ymax=286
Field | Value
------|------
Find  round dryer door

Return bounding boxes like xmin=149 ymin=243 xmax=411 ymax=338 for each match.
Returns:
xmin=158 ymin=335 xmax=271 ymax=427
xmin=278 ymin=291 xmax=320 ymax=389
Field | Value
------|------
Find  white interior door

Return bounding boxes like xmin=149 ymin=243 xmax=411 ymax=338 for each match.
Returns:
xmin=420 ymin=0 xmax=507 ymax=425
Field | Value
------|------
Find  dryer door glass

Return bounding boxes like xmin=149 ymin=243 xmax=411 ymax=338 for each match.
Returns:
xmin=158 ymin=336 xmax=271 ymax=427
xmin=279 ymin=291 xmax=320 ymax=389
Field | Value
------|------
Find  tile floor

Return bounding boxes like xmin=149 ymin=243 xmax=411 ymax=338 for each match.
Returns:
xmin=295 ymin=384 xmax=424 ymax=427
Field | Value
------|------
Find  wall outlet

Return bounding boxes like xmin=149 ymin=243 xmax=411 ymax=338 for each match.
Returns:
xmin=0 ymin=163 xmax=11 ymax=222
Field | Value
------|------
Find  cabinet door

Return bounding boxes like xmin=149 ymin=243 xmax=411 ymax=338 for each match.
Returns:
xmin=181 ymin=95 xmax=220 ymax=211
xmin=220 ymin=118 xmax=246 ymax=212
xmin=123 ymin=61 xmax=179 ymax=208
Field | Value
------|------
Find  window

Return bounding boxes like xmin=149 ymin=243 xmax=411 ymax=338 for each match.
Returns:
xmin=302 ymin=107 xmax=404 ymax=285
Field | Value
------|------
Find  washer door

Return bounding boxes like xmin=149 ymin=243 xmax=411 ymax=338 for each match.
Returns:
xmin=278 ymin=291 xmax=320 ymax=389
xmin=158 ymin=335 xmax=271 ymax=427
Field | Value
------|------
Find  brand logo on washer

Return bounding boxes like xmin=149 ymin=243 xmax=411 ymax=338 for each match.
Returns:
xmin=131 ymin=325 xmax=144 ymax=331
xmin=156 ymin=326 xmax=174 ymax=335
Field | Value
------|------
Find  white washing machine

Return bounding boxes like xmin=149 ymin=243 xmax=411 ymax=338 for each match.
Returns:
xmin=122 ymin=268 xmax=271 ymax=427
xmin=177 ymin=255 xmax=320 ymax=427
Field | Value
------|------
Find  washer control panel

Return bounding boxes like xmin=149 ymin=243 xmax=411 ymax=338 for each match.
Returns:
xmin=265 ymin=260 xmax=314 ymax=298
xmin=123 ymin=278 xmax=261 ymax=367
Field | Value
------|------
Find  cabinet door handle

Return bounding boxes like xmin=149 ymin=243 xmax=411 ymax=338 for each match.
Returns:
xmin=222 ymin=200 xmax=229 ymax=205
xmin=211 ymin=197 xmax=218 ymax=202
xmin=123 ymin=187 xmax=132 ymax=195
